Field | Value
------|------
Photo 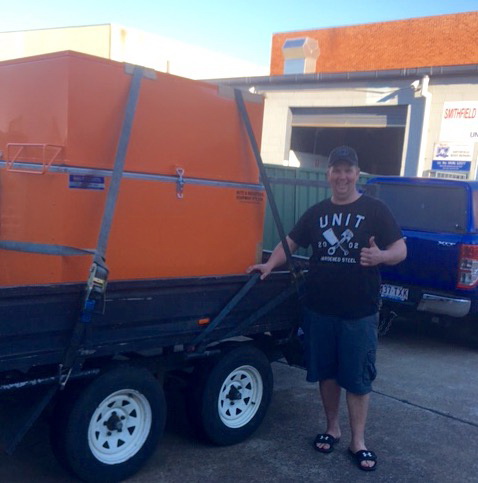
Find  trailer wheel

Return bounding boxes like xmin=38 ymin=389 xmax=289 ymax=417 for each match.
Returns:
xmin=50 ymin=366 xmax=166 ymax=483
xmin=191 ymin=345 xmax=273 ymax=446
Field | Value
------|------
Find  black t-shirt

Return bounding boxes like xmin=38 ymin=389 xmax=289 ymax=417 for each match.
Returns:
xmin=289 ymin=194 xmax=403 ymax=318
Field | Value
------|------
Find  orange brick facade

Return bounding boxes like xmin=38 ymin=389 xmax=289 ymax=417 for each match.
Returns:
xmin=270 ymin=12 xmax=478 ymax=75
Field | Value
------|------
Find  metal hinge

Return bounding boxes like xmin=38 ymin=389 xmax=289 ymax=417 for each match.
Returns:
xmin=176 ymin=167 xmax=185 ymax=199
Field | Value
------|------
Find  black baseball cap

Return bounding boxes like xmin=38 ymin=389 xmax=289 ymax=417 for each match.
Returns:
xmin=328 ymin=145 xmax=359 ymax=167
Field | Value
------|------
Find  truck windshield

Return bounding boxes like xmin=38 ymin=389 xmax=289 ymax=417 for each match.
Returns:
xmin=367 ymin=183 xmax=468 ymax=233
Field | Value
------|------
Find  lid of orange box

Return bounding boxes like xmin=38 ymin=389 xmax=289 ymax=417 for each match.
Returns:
xmin=0 ymin=51 xmax=264 ymax=184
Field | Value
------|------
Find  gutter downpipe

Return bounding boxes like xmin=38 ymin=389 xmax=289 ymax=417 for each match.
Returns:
xmin=416 ymin=75 xmax=432 ymax=176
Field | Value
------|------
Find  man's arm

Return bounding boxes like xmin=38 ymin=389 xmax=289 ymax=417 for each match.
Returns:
xmin=360 ymin=237 xmax=407 ymax=267
xmin=247 ymin=236 xmax=299 ymax=279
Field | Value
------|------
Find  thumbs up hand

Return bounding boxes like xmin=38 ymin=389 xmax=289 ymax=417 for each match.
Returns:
xmin=360 ymin=236 xmax=383 ymax=267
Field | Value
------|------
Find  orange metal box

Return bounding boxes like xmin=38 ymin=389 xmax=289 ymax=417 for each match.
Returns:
xmin=0 ymin=51 xmax=266 ymax=286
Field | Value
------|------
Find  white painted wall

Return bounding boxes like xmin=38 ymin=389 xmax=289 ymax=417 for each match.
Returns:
xmin=254 ymin=77 xmax=478 ymax=177
xmin=0 ymin=25 xmax=111 ymax=61
xmin=108 ymin=25 xmax=268 ymax=79
xmin=257 ymin=81 xmax=419 ymax=172
xmin=0 ymin=24 xmax=268 ymax=80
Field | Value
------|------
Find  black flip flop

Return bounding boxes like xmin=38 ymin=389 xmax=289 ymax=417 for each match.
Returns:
xmin=313 ymin=433 xmax=340 ymax=454
xmin=348 ymin=448 xmax=377 ymax=471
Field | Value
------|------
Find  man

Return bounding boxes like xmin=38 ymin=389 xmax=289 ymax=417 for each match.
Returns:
xmin=248 ymin=146 xmax=406 ymax=472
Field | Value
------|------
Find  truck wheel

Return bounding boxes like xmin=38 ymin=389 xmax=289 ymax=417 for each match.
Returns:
xmin=191 ymin=345 xmax=273 ymax=446
xmin=50 ymin=366 xmax=166 ymax=483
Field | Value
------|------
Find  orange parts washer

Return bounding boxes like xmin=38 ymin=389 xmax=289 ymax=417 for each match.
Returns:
xmin=0 ymin=51 xmax=265 ymax=286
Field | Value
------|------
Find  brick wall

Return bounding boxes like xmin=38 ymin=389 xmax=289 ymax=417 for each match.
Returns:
xmin=270 ymin=12 xmax=478 ymax=75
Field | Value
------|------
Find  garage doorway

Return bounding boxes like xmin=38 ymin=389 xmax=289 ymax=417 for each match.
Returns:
xmin=289 ymin=106 xmax=407 ymax=175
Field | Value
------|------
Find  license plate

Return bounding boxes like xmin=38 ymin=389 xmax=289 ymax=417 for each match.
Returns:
xmin=380 ymin=284 xmax=409 ymax=301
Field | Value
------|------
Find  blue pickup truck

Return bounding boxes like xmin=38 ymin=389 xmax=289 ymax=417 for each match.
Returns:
xmin=365 ymin=176 xmax=478 ymax=342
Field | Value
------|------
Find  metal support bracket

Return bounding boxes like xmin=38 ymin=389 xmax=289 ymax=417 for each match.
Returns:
xmin=6 ymin=143 xmax=64 ymax=174
xmin=58 ymin=364 xmax=73 ymax=389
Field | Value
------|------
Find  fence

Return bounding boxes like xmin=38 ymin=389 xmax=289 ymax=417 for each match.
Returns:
xmin=263 ymin=166 xmax=373 ymax=256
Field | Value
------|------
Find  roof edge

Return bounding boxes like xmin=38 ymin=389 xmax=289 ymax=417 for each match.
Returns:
xmin=208 ymin=64 xmax=478 ymax=86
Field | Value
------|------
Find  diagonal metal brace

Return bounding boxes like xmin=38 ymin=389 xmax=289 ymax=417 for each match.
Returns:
xmin=220 ymin=282 xmax=300 ymax=341
xmin=187 ymin=273 xmax=261 ymax=351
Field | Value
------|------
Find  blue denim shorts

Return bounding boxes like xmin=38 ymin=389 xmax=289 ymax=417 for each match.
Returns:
xmin=301 ymin=307 xmax=378 ymax=395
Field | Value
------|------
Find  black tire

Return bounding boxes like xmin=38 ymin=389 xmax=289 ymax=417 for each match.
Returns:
xmin=190 ymin=345 xmax=273 ymax=446
xmin=50 ymin=366 xmax=166 ymax=483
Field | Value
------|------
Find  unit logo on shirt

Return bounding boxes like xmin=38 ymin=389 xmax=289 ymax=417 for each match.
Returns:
xmin=322 ymin=228 xmax=353 ymax=255
xmin=317 ymin=212 xmax=364 ymax=263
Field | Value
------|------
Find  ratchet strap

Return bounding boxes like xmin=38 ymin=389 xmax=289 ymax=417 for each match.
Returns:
xmin=234 ymin=89 xmax=303 ymax=286
xmin=0 ymin=241 xmax=94 ymax=256
xmin=188 ymin=91 xmax=305 ymax=354
xmin=59 ymin=66 xmax=145 ymax=380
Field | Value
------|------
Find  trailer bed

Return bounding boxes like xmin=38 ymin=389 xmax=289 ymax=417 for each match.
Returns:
xmin=0 ymin=272 xmax=299 ymax=376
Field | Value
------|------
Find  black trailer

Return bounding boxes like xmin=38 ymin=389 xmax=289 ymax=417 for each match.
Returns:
xmin=0 ymin=71 xmax=305 ymax=481
xmin=0 ymin=271 xmax=301 ymax=482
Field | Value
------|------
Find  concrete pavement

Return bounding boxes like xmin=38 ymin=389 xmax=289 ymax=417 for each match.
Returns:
xmin=1 ymin=322 xmax=477 ymax=482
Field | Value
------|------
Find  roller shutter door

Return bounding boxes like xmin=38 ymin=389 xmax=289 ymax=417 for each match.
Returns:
xmin=291 ymin=105 xmax=408 ymax=128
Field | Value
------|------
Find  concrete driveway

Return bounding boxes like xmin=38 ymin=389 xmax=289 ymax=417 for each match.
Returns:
xmin=1 ymin=322 xmax=477 ymax=482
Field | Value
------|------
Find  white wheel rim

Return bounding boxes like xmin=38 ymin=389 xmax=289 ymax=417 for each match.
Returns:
xmin=218 ymin=365 xmax=263 ymax=428
xmin=88 ymin=389 xmax=152 ymax=465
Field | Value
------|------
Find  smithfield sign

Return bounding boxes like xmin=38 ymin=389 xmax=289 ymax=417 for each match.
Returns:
xmin=440 ymin=101 xmax=478 ymax=143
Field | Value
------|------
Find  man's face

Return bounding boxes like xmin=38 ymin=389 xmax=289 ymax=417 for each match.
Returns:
xmin=327 ymin=161 xmax=360 ymax=203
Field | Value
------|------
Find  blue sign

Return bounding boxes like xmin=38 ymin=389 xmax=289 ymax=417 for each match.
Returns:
xmin=69 ymin=174 xmax=105 ymax=190
xmin=431 ymin=160 xmax=471 ymax=172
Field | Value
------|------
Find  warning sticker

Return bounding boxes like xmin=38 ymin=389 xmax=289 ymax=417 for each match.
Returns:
xmin=69 ymin=175 xmax=105 ymax=190
xmin=236 ymin=190 xmax=264 ymax=203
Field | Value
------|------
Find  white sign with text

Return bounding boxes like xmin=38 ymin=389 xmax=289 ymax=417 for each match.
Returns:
xmin=439 ymin=101 xmax=478 ymax=143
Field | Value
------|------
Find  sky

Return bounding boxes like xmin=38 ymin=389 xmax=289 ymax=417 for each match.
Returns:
xmin=0 ymin=0 xmax=477 ymax=66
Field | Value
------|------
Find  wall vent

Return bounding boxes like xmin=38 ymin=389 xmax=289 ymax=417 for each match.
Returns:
xmin=282 ymin=37 xmax=319 ymax=75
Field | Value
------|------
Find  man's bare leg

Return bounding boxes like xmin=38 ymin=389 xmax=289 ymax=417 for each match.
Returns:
xmin=316 ymin=379 xmax=342 ymax=451
xmin=346 ymin=391 xmax=375 ymax=469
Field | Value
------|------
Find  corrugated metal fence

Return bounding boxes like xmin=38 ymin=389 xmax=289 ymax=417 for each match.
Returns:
xmin=263 ymin=166 xmax=373 ymax=256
